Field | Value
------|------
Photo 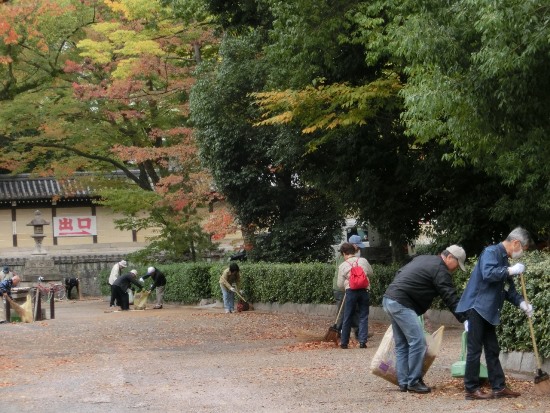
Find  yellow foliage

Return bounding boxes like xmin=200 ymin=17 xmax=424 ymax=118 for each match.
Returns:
xmin=253 ymin=73 xmax=402 ymax=134
xmin=117 ymin=40 xmax=165 ymax=57
xmin=104 ymin=0 xmax=165 ymax=21
xmin=91 ymin=22 xmax=122 ymax=35
xmin=111 ymin=58 xmax=138 ymax=79
xmin=255 ymin=111 xmax=294 ymax=126
xmin=77 ymin=39 xmax=114 ymax=64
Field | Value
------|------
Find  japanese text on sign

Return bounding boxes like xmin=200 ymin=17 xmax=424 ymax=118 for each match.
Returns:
xmin=53 ymin=216 xmax=97 ymax=237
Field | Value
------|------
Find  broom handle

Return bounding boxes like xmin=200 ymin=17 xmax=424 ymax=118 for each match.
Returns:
xmin=234 ymin=289 xmax=248 ymax=303
xmin=6 ymin=295 xmax=17 ymax=307
xmin=519 ymin=273 xmax=542 ymax=370
xmin=334 ymin=293 xmax=346 ymax=324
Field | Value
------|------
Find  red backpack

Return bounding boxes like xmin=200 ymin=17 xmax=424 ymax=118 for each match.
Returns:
xmin=347 ymin=259 xmax=370 ymax=290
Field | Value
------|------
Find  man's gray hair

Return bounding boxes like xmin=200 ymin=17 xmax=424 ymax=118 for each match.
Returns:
xmin=505 ymin=227 xmax=531 ymax=246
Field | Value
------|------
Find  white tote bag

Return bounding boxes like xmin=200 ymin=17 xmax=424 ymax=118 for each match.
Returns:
xmin=370 ymin=323 xmax=445 ymax=385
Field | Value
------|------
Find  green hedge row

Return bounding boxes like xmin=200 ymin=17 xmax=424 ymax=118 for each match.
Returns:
xmin=99 ymin=261 xmax=400 ymax=306
xmin=99 ymin=251 xmax=550 ymax=357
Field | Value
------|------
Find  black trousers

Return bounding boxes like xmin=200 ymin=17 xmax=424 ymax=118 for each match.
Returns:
xmin=112 ymin=285 xmax=130 ymax=310
xmin=109 ymin=285 xmax=118 ymax=306
xmin=464 ymin=309 xmax=506 ymax=392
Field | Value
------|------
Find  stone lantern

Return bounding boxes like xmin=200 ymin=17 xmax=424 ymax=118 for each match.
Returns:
xmin=27 ymin=210 xmax=50 ymax=255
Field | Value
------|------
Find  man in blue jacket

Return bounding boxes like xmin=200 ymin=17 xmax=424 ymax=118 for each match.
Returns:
xmin=456 ymin=227 xmax=532 ymax=400
xmin=1 ymin=274 xmax=21 ymax=299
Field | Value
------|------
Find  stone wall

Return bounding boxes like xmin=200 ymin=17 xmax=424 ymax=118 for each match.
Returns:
xmin=1 ymin=254 xmax=126 ymax=296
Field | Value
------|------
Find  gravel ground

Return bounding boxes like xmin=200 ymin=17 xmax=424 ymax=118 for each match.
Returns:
xmin=1 ymin=299 xmax=548 ymax=413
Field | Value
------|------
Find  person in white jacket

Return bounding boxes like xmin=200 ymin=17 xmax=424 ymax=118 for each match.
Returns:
xmin=108 ymin=260 xmax=127 ymax=307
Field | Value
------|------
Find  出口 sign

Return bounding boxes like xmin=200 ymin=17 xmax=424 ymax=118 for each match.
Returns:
xmin=53 ymin=216 xmax=97 ymax=237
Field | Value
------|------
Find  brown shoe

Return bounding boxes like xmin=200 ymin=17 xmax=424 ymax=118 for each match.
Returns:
xmin=492 ymin=387 xmax=520 ymax=398
xmin=465 ymin=389 xmax=492 ymax=400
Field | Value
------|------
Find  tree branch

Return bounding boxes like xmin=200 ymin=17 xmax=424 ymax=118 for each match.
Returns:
xmin=33 ymin=142 xmax=154 ymax=191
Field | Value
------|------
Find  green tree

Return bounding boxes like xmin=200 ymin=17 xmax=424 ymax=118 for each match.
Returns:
xmin=191 ymin=34 xmax=343 ymax=263
xmin=248 ymin=0 xmax=550 ymax=252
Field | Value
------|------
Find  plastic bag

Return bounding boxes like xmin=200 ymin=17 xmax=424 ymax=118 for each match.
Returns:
xmin=127 ymin=289 xmax=134 ymax=305
xmin=7 ymin=294 xmax=34 ymax=323
xmin=133 ymin=290 xmax=150 ymax=310
xmin=370 ymin=324 xmax=445 ymax=385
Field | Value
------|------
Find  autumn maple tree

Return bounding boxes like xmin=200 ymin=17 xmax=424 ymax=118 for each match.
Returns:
xmin=0 ymin=0 xmax=226 ymax=261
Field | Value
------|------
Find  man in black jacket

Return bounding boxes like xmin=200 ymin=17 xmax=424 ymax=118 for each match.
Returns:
xmin=383 ymin=245 xmax=467 ymax=394
xmin=141 ymin=266 xmax=166 ymax=309
xmin=111 ymin=270 xmax=143 ymax=311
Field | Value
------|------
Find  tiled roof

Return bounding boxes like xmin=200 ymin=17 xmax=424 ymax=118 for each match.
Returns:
xmin=0 ymin=174 xmax=93 ymax=202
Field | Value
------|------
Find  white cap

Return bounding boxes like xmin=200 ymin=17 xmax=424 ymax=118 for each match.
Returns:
xmin=130 ymin=269 xmax=138 ymax=276
xmin=147 ymin=266 xmax=155 ymax=274
xmin=446 ymin=245 xmax=466 ymax=271
xmin=119 ymin=260 xmax=128 ymax=268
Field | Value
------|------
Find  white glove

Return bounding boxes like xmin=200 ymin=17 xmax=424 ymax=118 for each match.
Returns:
xmin=520 ymin=301 xmax=533 ymax=318
xmin=240 ymin=290 xmax=244 ymax=294
xmin=230 ymin=287 xmax=236 ymax=292
xmin=139 ymin=278 xmax=144 ymax=283
xmin=508 ymin=263 xmax=525 ymax=276
xmin=464 ymin=320 xmax=469 ymax=331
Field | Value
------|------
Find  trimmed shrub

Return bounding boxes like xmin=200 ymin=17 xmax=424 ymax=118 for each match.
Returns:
xmin=498 ymin=251 xmax=550 ymax=358
xmin=95 ymin=250 xmax=550 ymax=357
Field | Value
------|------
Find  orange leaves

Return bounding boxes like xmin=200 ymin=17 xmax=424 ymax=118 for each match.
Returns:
xmin=0 ymin=0 xmax=77 ymax=47
xmin=201 ymin=206 xmax=238 ymax=241
xmin=0 ymin=55 xmax=12 ymax=64
xmin=0 ymin=22 xmax=18 ymax=45
xmin=110 ymin=141 xmax=197 ymax=166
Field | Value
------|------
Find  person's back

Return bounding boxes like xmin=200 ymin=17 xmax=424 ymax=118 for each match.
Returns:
xmin=113 ymin=272 xmax=138 ymax=291
xmin=385 ymin=255 xmax=455 ymax=315
xmin=151 ymin=269 xmax=166 ymax=286
xmin=0 ymin=279 xmax=12 ymax=295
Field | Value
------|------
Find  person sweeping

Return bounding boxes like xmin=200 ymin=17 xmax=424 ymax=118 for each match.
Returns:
xmin=219 ymin=263 xmax=241 ymax=314
xmin=140 ymin=266 xmax=166 ymax=309
xmin=456 ymin=227 xmax=533 ymax=400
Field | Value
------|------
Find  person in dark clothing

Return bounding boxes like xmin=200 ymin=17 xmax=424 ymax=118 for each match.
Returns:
xmin=456 ymin=227 xmax=531 ymax=400
xmin=383 ymin=245 xmax=467 ymax=394
xmin=111 ymin=270 xmax=143 ymax=311
xmin=140 ymin=266 xmax=167 ymax=309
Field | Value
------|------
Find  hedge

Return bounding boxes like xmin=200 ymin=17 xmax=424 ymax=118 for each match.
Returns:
xmin=98 ymin=251 xmax=550 ymax=357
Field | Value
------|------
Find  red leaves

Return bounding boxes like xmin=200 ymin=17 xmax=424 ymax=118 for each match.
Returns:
xmin=202 ymin=206 xmax=238 ymax=241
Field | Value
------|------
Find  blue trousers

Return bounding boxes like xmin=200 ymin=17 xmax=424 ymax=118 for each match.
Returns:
xmin=383 ymin=297 xmax=425 ymax=387
xmin=340 ymin=289 xmax=369 ymax=346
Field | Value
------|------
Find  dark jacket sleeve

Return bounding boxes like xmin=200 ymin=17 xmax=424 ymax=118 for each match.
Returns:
xmin=433 ymin=268 xmax=467 ymax=323
xmin=130 ymin=277 xmax=143 ymax=290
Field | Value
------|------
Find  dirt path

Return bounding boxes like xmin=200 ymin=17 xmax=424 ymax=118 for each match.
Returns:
xmin=1 ymin=299 xmax=548 ymax=413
